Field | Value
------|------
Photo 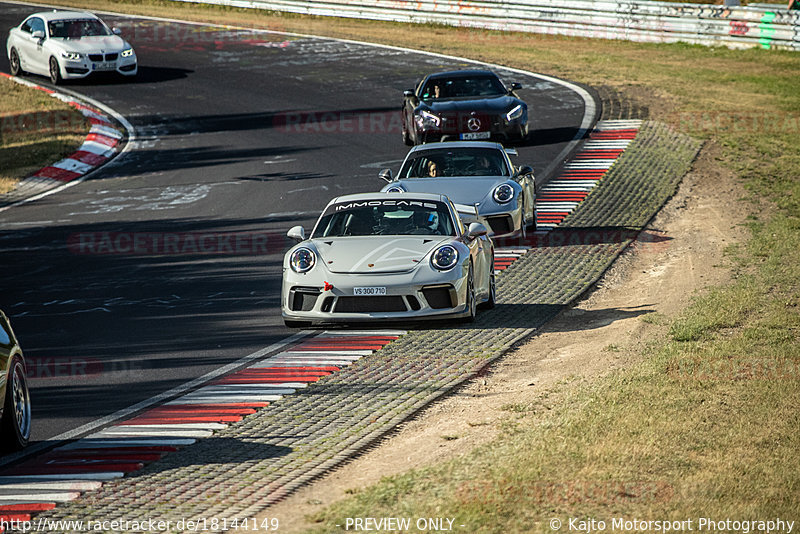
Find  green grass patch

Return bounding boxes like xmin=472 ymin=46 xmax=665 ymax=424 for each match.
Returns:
xmin=0 ymin=76 xmax=89 ymax=194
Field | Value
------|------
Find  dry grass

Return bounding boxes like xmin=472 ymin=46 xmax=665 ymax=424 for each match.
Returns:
xmin=0 ymin=76 xmax=88 ymax=194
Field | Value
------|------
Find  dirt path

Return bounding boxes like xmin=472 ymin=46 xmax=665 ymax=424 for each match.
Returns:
xmin=261 ymin=140 xmax=749 ymax=532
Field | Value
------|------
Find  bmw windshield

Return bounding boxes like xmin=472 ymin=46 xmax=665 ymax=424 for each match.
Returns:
xmin=48 ymin=19 xmax=111 ymax=39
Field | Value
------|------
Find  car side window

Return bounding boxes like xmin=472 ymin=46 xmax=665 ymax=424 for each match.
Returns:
xmin=29 ymin=17 xmax=45 ymax=37
xmin=20 ymin=18 xmax=34 ymax=33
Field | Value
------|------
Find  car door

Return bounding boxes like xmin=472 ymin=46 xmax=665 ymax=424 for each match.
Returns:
xmin=14 ymin=17 xmax=48 ymax=76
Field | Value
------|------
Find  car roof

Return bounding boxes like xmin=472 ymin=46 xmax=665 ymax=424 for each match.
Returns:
xmin=425 ymin=70 xmax=497 ymax=80
xmin=407 ymin=141 xmax=506 ymax=152
xmin=327 ymin=192 xmax=449 ymax=205
xmin=26 ymin=11 xmax=99 ymax=22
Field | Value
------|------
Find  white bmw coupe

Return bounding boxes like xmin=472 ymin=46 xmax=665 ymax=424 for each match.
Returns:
xmin=6 ymin=10 xmax=137 ymax=84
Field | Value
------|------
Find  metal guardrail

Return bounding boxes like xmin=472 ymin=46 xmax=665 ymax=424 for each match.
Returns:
xmin=171 ymin=0 xmax=799 ymax=50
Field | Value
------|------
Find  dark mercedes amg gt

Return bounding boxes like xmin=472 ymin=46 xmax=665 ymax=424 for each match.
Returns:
xmin=401 ymin=70 xmax=528 ymax=146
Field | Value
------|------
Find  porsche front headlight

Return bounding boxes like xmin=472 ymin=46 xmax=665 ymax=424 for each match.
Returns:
xmin=506 ymin=104 xmax=524 ymax=122
xmin=431 ymin=245 xmax=459 ymax=271
xmin=290 ymin=247 xmax=316 ymax=273
xmin=493 ymin=183 xmax=515 ymax=204
xmin=386 ymin=185 xmax=406 ymax=193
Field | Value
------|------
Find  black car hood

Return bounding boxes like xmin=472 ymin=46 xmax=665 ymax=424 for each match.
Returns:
xmin=421 ymin=95 xmax=522 ymax=114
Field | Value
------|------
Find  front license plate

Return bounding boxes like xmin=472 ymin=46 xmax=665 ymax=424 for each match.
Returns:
xmin=460 ymin=131 xmax=491 ymax=140
xmin=353 ymin=286 xmax=387 ymax=296
xmin=92 ymin=62 xmax=115 ymax=71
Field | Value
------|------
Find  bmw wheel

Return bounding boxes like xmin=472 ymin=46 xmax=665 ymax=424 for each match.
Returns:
xmin=49 ymin=56 xmax=62 ymax=85
xmin=9 ymin=48 xmax=23 ymax=76
xmin=1 ymin=355 xmax=31 ymax=452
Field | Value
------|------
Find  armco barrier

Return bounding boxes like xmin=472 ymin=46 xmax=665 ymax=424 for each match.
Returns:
xmin=171 ymin=0 xmax=799 ymax=50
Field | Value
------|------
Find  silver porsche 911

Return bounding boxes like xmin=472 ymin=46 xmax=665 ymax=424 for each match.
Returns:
xmin=378 ymin=141 xmax=536 ymax=237
xmin=281 ymin=192 xmax=495 ymax=327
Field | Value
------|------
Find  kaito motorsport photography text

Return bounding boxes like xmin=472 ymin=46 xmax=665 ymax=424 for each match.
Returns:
xmin=562 ymin=517 xmax=795 ymax=533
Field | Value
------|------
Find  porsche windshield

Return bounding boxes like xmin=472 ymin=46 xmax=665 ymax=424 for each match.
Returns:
xmin=314 ymin=200 xmax=455 ymax=237
xmin=420 ymin=75 xmax=506 ymax=100
xmin=399 ymin=147 xmax=510 ymax=178
xmin=49 ymin=19 xmax=111 ymax=39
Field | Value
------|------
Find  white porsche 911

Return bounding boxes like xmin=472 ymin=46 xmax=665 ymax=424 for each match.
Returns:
xmin=6 ymin=11 xmax=137 ymax=84
xmin=282 ymin=192 xmax=495 ymax=327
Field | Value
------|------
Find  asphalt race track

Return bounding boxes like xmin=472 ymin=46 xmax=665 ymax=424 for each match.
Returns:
xmin=0 ymin=3 xmax=590 ymax=448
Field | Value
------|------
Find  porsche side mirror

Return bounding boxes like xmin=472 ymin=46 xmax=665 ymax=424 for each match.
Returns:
xmin=112 ymin=27 xmax=122 ymax=35
xmin=510 ymin=82 xmax=522 ymax=91
xmin=519 ymin=165 xmax=534 ymax=176
xmin=467 ymin=222 xmax=488 ymax=239
xmin=31 ymin=30 xmax=44 ymax=40
xmin=378 ymin=168 xmax=393 ymax=183
xmin=287 ymin=226 xmax=305 ymax=242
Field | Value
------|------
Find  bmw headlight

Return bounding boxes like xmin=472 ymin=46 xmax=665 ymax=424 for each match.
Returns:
xmin=506 ymin=104 xmax=524 ymax=122
xmin=386 ymin=185 xmax=406 ymax=193
xmin=121 ymin=48 xmax=135 ymax=58
xmin=415 ymin=109 xmax=441 ymax=129
xmin=493 ymin=183 xmax=514 ymax=204
xmin=289 ymin=247 xmax=316 ymax=273
xmin=431 ymin=245 xmax=459 ymax=271
xmin=60 ymin=51 xmax=82 ymax=61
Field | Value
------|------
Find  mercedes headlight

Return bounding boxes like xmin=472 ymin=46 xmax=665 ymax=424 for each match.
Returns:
xmin=386 ymin=185 xmax=406 ymax=193
xmin=493 ymin=183 xmax=514 ymax=204
xmin=415 ymin=109 xmax=441 ymax=129
xmin=121 ymin=48 xmax=135 ymax=58
xmin=60 ymin=51 xmax=82 ymax=61
xmin=506 ymin=104 xmax=524 ymax=122
xmin=431 ymin=245 xmax=459 ymax=271
xmin=289 ymin=247 xmax=316 ymax=273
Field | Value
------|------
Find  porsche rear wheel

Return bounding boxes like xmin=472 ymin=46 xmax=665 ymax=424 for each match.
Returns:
xmin=1 ymin=355 xmax=31 ymax=452
xmin=9 ymin=48 xmax=22 ymax=76
xmin=49 ymin=56 xmax=62 ymax=85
